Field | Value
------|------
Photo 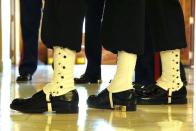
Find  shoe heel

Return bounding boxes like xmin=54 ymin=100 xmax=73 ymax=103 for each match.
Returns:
xmin=114 ymin=104 xmax=136 ymax=112
xmin=55 ymin=105 xmax=78 ymax=114
xmin=171 ymin=97 xmax=187 ymax=104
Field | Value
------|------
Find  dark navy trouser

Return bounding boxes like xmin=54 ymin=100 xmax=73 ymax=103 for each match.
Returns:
xmin=19 ymin=0 xmax=42 ymax=75
xmin=84 ymin=0 xmax=105 ymax=77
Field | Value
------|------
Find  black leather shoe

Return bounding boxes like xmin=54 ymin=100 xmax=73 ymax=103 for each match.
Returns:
xmin=87 ymin=89 xmax=136 ymax=111
xmin=74 ymin=74 xmax=102 ymax=84
xmin=134 ymin=83 xmax=156 ymax=97
xmin=137 ymin=85 xmax=187 ymax=105
xmin=10 ymin=90 xmax=79 ymax=113
xmin=133 ymin=83 xmax=147 ymax=93
xmin=16 ymin=74 xmax=32 ymax=82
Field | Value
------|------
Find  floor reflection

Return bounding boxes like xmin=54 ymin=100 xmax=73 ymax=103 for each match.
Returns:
xmin=0 ymin=65 xmax=194 ymax=131
xmin=10 ymin=105 xmax=192 ymax=131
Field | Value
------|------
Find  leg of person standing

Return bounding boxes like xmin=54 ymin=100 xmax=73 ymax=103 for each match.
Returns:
xmin=10 ymin=0 xmax=86 ymax=113
xmin=134 ymin=8 xmax=187 ymax=91
xmin=74 ymin=0 xmax=105 ymax=84
xmin=87 ymin=0 xmax=146 ymax=111
xmin=16 ymin=0 xmax=42 ymax=82
xmin=87 ymin=0 xmax=187 ymax=110
xmin=134 ymin=21 xmax=155 ymax=87
xmin=137 ymin=0 xmax=187 ymax=105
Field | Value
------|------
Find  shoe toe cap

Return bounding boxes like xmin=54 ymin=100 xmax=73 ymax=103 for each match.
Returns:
xmin=10 ymin=98 xmax=24 ymax=109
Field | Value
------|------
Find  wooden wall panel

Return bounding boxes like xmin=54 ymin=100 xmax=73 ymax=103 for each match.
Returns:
xmin=180 ymin=0 xmax=194 ymax=65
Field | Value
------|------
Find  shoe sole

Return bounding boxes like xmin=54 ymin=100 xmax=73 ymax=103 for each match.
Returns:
xmin=88 ymin=104 xmax=136 ymax=112
xmin=16 ymin=80 xmax=32 ymax=83
xmin=54 ymin=105 xmax=78 ymax=114
xmin=10 ymin=104 xmax=78 ymax=114
xmin=10 ymin=107 xmax=78 ymax=114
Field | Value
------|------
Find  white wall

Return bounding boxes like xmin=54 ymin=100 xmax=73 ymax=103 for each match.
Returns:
xmin=1 ymin=0 xmax=11 ymax=67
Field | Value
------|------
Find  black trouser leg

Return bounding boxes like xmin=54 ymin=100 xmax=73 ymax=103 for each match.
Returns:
xmin=84 ymin=0 xmax=105 ymax=77
xmin=135 ymin=14 xmax=155 ymax=85
xmin=19 ymin=0 xmax=42 ymax=75
xmin=180 ymin=62 xmax=187 ymax=85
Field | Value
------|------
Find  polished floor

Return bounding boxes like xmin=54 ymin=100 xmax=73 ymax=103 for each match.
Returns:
xmin=0 ymin=64 xmax=195 ymax=131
